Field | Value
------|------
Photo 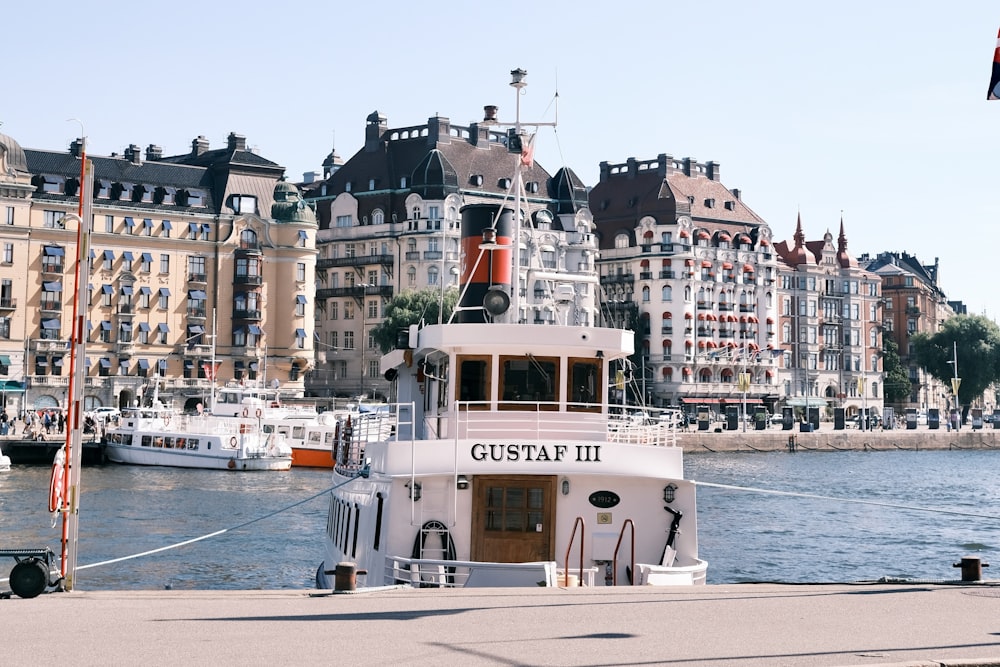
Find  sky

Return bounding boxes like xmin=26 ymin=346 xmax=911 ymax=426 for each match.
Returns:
xmin=5 ymin=1 xmax=1000 ymax=315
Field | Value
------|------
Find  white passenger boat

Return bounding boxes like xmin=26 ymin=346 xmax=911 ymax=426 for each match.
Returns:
xmin=317 ymin=205 xmax=706 ymax=589
xmin=103 ymin=405 xmax=292 ymax=471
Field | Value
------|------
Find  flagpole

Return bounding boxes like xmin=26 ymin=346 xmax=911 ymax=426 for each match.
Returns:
xmin=60 ymin=128 xmax=92 ymax=590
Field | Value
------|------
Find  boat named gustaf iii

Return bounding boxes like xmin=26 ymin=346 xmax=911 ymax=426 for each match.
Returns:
xmin=316 ymin=196 xmax=707 ymax=588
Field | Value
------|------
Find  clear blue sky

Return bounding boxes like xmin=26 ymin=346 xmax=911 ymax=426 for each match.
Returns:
xmin=5 ymin=1 xmax=999 ymax=316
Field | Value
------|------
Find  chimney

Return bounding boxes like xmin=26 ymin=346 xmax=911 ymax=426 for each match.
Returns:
xmin=626 ymin=157 xmax=638 ymax=178
xmin=483 ymin=105 xmax=498 ymax=122
xmin=730 ymin=188 xmax=741 ymax=200
xmin=69 ymin=138 xmax=84 ymax=157
xmin=469 ymin=121 xmax=490 ymax=147
xmin=682 ymin=158 xmax=695 ymax=177
xmin=124 ymin=144 xmax=142 ymax=165
xmin=427 ymin=116 xmax=450 ymax=145
xmin=365 ymin=110 xmax=388 ymax=152
xmin=599 ymin=161 xmax=611 ymax=182
xmin=657 ymin=153 xmax=671 ymax=178
xmin=145 ymin=144 xmax=163 ymax=161
xmin=192 ymin=135 xmax=209 ymax=156
xmin=706 ymin=160 xmax=721 ymax=181
xmin=227 ymin=132 xmax=247 ymax=151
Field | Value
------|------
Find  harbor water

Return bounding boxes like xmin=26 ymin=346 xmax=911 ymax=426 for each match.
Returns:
xmin=2 ymin=449 xmax=999 ymax=590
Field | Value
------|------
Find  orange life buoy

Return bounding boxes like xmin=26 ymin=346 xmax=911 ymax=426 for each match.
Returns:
xmin=242 ymin=408 xmax=249 ymax=418
xmin=49 ymin=450 xmax=65 ymax=513
xmin=255 ymin=408 xmax=262 ymax=418
xmin=227 ymin=459 xmax=236 ymax=469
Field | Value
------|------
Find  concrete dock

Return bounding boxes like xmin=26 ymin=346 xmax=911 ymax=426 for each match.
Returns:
xmin=6 ymin=582 xmax=1000 ymax=666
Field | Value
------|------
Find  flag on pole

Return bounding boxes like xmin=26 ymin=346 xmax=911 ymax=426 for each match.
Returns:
xmin=988 ymin=26 xmax=1000 ymax=99
xmin=520 ymin=133 xmax=535 ymax=167
xmin=201 ymin=361 xmax=222 ymax=381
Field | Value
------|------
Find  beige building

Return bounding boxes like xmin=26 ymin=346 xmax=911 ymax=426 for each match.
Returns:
xmin=0 ymin=131 xmax=316 ymax=414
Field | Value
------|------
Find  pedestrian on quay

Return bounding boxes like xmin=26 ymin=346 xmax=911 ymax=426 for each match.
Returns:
xmin=0 ymin=409 xmax=8 ymax=436
xmin=22 ymin=410 xmax=32 ymax=435
xmin=43 ymin=410 xmax=51 ymax=434
xmin=57 ymin=410 xmax=64 ymax=434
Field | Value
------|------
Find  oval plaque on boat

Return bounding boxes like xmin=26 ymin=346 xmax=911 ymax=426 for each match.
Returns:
xmin=588 ymin=490 xmax=620 ymax=508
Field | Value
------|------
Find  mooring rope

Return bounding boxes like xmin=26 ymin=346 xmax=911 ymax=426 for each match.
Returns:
xmin=694 ymin=480 xmax=1000 ymax=520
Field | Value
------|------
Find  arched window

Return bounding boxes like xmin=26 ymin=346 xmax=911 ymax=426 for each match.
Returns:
xmin=642 ymin=286 xmax=650 ymax=302
xmin=371 ymin=209 xmax=385 ymax=225
xmin=428 ymin=266 xmax=439 ymax=285
xmin=406 ymin=267 xmax=416 ymax=287
xmin=411 ymin=206 xmax=421 ymax=221
xmin=684 ymin=286 xmax=691 ymax=302
xmin=614 ymin=233 xmax=630 ymax=249
xmin=782 ymin=323 xmax=791 ymax=343
xmin=870 ymin=354 xmax=878 ymax=372
xmin=662 ymin=285 xmax=672 ymax=301
xmin=869 ymin=327 xmax=878 ymax=347
xmin=240 ymin=229 xmax=258 ymax=249
xmin=871 ymin=382 xmax=879 ymax=397
xmin=699 ymin=368 xmax=712 ymax=382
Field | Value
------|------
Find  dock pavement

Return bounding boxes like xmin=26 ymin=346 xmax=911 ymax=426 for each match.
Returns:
xmin=5 ymin=582 xmax=1000 ymax=666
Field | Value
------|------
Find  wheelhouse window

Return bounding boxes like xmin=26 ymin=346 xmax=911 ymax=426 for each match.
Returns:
xmin=568 ymin=358 xmax=602 ymax=412
xmin=456 ymin=356 xmax=491 ymax=409
xmin=499 ymin=355 xmax=558 ymax=411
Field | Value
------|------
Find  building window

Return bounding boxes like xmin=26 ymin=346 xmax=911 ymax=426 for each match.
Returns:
xmin=329 ymin=301 xmax=338 ymax=320
xmin=160 ymin=254 xmax=169 ymax=273
xmin=329 ymin=331 xmax=338 ymax=349
xmin=188 ymin=256 xmax=206 ymax=281
xmin=344 ymin=331 xmax=354 ymax=350
xmin=407 ymin=267 xmax=416 ymax=287
xmin=2 ymin=243 xmax=11 ymax=265
xmin=4 ymin=207 xmax=12 ymax=225
xmin=367 ymin=299 xmax=378 ymax=319
xmin=159 ymin=289 xmax=170 ymax=310
xmin=428 ymin=266 xmax=439 ymax=286
xmin=295 ymin=296 xmax=306 ymax=317
xmin=372 ymin=209 xmax=384 ymax=225
xmin=335 ymin=215 xmax=352 ymax=228
xmin=43 ymin=211 xmax=62 ymax=228
xmin=297 ymin=262 xmax=306 ymax=282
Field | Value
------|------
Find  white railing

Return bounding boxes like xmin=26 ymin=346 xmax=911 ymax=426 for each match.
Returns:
xmin=384 ymin=556 xmax=558 ymax=588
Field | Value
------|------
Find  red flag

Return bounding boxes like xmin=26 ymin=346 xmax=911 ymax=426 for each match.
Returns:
xmin=201 ymin=361 xmax=222 ymax=381
xmin=520 ymin=133 xmax=535 ymax=167
xmin=989 ymin=27 xmax=1000 ymax=100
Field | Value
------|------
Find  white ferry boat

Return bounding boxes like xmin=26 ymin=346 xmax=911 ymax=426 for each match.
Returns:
xmin=103 ymin=406 xmax=292 ymax=471
xmin=316 ymin=207 xmax=706 ymax=587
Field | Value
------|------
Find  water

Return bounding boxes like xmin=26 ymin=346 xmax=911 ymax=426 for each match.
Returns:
xmin=0 ymin=465 xmax=332 ymax=591
xmin=2 ymin=451 xmax=999 ymax=590
xmin=686 ymin=450 xmax=1000 ymax=583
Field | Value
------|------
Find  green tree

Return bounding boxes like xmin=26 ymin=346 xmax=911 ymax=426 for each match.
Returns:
xmin=910 ymin=314 xmax=1000 ymax=411
xmin=881 ymin=336 xmax=911 ymax=404
xmin=369 ymin=288 xmax=459 ymax=353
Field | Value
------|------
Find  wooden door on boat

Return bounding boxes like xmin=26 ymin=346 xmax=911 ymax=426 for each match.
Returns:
xmin=471 ymin=475 xmax=556 ymax=563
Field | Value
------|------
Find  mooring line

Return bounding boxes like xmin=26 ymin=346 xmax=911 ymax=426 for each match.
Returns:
xmin=693 ymin=480 xmax=1000 ymax=521
xmin=74 ymin=483 xmax=339 ymax=571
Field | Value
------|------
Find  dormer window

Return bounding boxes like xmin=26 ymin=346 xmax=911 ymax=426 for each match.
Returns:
xmin=345 ymin=181 xmax=352 ymax=192
xmin=232 ymin=195 xmax=257 ymax=215
xmin=471 ymin=175 xmax=484 ymax=187
xmin=369 ymin=179 xmax=376 ymax=190
xmin=704 ymin=198 xmax=715 ymax=208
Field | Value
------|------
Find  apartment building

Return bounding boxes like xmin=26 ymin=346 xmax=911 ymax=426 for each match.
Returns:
xmin=0 ymin=131 xmax=315 ymax=413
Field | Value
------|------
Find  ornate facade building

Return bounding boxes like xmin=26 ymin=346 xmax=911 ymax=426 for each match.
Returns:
xmin=773 ymin=217 xmax=884 ymax=420
xmin=0 ymin=131 xmax=316 ymax=413
xmin=589 ymin=154 xmax=780 ymax=412
xmin=861 ymin=251 xmax=955 ymax=412
xmin=303 ymin=109 xmax=595 ymax=400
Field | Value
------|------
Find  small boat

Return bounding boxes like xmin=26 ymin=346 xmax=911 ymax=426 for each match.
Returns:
xmin=103 ymin=405 xmax=292 ymax=471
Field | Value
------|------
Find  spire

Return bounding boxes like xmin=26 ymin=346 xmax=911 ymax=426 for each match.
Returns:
xmin=793 ymin=212 xmax=805 ymax=248
xmin=837 ymin=213 xmax=847 ymax=254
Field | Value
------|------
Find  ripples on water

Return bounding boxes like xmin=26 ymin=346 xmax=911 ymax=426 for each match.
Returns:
xmin=686 ymin=450 xmax=1000 ymax=583
xmin=0 ymin=465 xmax=332 ymax=591
xmin=2 ymin=450 xmax=999 ymax=590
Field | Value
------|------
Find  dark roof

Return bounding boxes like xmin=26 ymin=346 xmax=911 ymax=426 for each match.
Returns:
xmin=312 ymin=114 xmax=574 ymax=230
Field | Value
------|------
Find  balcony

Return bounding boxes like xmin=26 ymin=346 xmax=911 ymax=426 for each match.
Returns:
xmin=234 ymin=274 xmax=263 ymax=286
xmin=639 ymin=271 xmax=652 ymax=280
xmin=117 ymin=304 xmax=134 ymax=315
xmin=316 ymin=284 xmax=393 ymax=301
xmin=233 ymin=309 xmax=262 ymax=320
xmin=42 ymin=263 xmax=64 ymax=275
xmin=403 ymin=252 xmax=420 ymax=261
xmin=187 ymin=307 xmax=207 ymax=319
xmin=317 ymin=253 xmax=395 ymax=269
xmin=40 ymin=302 xmax=62 ymax=313
xmin=30 ymin=375 xmax=69 ymax=388
xmin=660 ymin=270 xmax=675 ymax=279
xmin=0 ymin=298 xmax=16 ymax=310
xmin=718 ymin=303 xmax=734 ymax=311
xmin=183 ymin=344 xmax=213 ymax=357
xmin=32 ymin=338 xmax=69 ymax=353
xmin=188 ymin=273 xmax=207 ymax=283
xmin=115 ymin=341 xmax=134 ymax=356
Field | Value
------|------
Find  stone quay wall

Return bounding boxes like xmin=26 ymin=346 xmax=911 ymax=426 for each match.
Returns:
xmin=676 ymin=427 xmax=1000 ymax=453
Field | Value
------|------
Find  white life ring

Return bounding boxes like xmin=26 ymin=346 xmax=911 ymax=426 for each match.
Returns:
xmin=163 ymin=414 xmax=171 ymax=426
xmin=49 ymin=449 xmax=65 ymax=513
xmin=229 ymin=436 xmax=238 ymax=448
xmin=255 ymin=408 xmax=262 ymax=418
xmin=242 ymin=408 xmax=249 ymax=418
